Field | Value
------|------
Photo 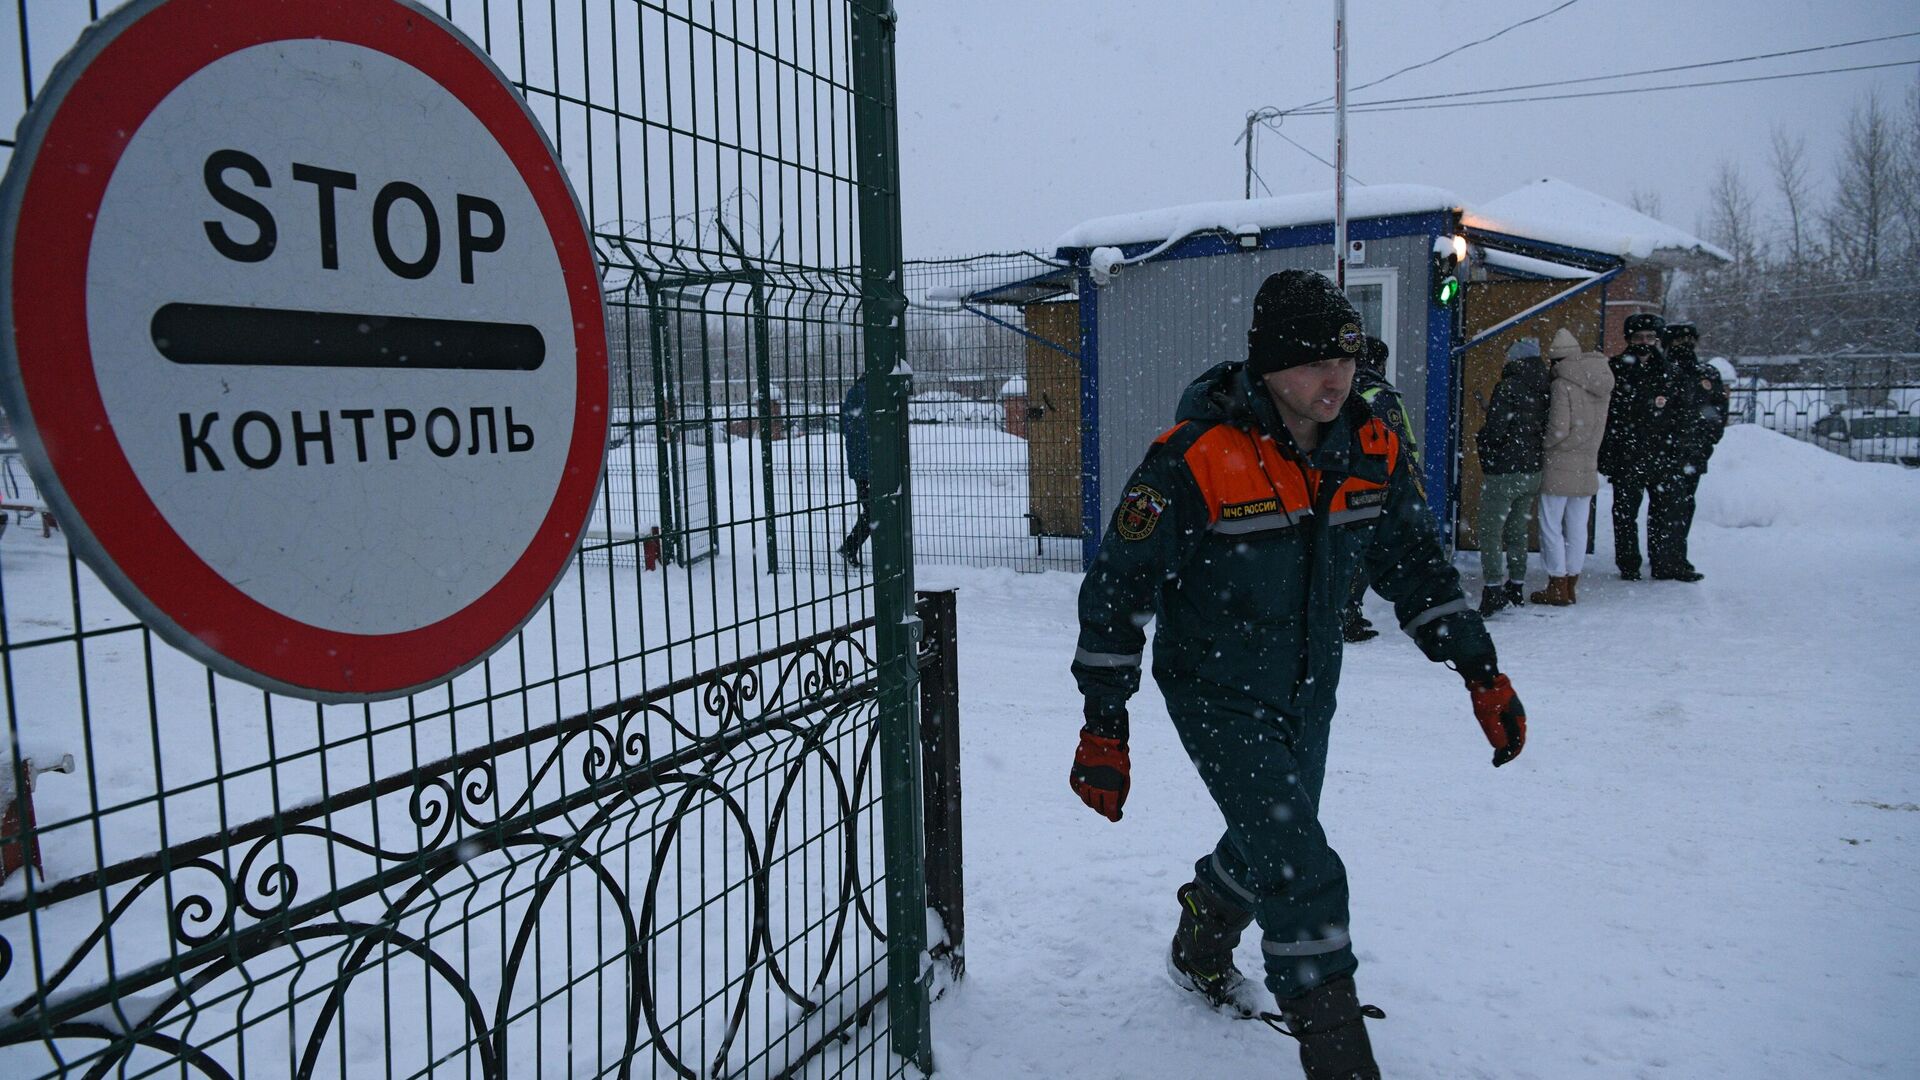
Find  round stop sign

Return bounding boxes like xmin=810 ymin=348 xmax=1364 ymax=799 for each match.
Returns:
xmin=0 ymin=0 xmax=609 ymax=701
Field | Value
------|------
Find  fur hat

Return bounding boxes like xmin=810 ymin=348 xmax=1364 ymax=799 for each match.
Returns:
xmin=1548 ymin=327 xmax=1581 ymax=361
xmin=1506 ymin=338 xmax=1542 ymax=362
xmin=1623 ymin=312 xmax=1666 ymax=336
xmin=1246 ymin=270 xmax=1365 ymax=377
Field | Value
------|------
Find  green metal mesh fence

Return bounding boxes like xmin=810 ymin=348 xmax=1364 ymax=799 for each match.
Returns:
xmin=894 ymin=253 xmax=1085 ymax=572
xmin=0 ymin=2 xmax=924 ymax=1077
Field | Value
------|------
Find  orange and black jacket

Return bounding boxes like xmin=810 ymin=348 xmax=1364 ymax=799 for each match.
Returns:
xmin=1073 ymin=362 xmax=1492 ymax=725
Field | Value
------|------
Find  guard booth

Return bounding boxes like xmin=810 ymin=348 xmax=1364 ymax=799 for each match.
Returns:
xmin=956 ymin=178 xmax=1730 ymax=565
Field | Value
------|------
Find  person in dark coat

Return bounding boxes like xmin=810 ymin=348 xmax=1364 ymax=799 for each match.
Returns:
xmin=837 ymin=379 xmax=872 ymax=566
xmin=1473 ymin=338 xmax=1551 ymax=614
xmin=1601 ymin=314 xmax=1723 ymax=581
xmin=1341 ymin=335 xmax=1419 ymax=642
xmin=1647 ymin=321 xmax=1728 ymax=579
xmin=1067 ymin=270 xmax=1527 ymax=1080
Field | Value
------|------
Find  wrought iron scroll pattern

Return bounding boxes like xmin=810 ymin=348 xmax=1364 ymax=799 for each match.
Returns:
xmin=0 ymin=624 xmax=885 ymax=1079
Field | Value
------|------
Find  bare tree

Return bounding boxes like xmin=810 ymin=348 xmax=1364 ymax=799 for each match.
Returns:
xmin=1704 ymin=160 xmax=1760 ymax=264
xmin=1628 ymin=187 xmax=1664 ymax=220
xmin=1827 ymin=93 xmax=1898 ymax=279
xmin=1897 ymin=76 xmax=1920 ymax=268
xmin=1768 ymin=126 xmax=1814 ymax=265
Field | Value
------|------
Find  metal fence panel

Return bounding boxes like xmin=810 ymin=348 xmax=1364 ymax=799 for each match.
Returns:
xmin=1728 ymin=375 xmax=1920 ymax=468
xmin=895 ymin=254 xmax=1084 ymax=572
xmin=1 ymin=2 xmax=920 ymax=1077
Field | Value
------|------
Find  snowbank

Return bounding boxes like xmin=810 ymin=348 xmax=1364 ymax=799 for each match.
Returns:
xmin=1697 ymin=424 xmax=1920 ymax=530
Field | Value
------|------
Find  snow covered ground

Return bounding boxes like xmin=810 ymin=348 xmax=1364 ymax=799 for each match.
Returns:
xmin=4 ymin=422 xmax=1914 ymax=1077
xmin=916 ymin=424 xmax=1920 ymax=1079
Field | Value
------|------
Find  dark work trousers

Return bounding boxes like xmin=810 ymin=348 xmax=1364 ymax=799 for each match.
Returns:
xmin=1610 ymin=479 xmax=1646 ymax=574
xmin=1612 ymin=473 xmax=1700 ymax=575
xmin=841 ymin=477 xmax=873 ymax=556
xmin=1161 ymin=680 xmax=1356 ymax=1002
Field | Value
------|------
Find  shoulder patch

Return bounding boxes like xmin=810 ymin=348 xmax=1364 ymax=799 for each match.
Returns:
xmin=1115 ymin=483 xmax=1169 ymax=541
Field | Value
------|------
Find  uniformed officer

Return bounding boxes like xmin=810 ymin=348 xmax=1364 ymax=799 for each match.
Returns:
xmin=1342 ymin=335 xmax=1419 ymax=642
xmin=1648 ymin=321 xmax=1728 ymax=579
xmin=1601 ymin=314 xmax=1724 ymax=581
xmin=1067 ymin=270 xmax=1528 ymax=1080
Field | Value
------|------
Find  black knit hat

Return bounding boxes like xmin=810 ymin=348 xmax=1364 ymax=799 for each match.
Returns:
xmin=1246 ymin=270 xmax=1366 ymax=376
xmin=1361 ymin=334 xmax=1390 ymax=373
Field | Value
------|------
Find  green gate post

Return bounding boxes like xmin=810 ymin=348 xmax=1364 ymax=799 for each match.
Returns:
xmin=851 ymin=1 xmax=933 ymax=1073
xmin=644 ymin=281 xmax=680 ymax=563
xmin=717 ymin=221 xmax=781 ymax=577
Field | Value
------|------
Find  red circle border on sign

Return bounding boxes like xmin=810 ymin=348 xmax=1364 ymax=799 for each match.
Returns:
xmin=8 ymin=0 xmax=608 ymax=699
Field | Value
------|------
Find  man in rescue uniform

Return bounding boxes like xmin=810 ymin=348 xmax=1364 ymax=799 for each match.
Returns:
xmin=1067 ymin=271 xmax=1528 ymax=1080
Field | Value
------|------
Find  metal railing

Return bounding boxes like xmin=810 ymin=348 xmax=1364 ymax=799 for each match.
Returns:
xmin=1728 ymin=376 xmax=1920 ymax=468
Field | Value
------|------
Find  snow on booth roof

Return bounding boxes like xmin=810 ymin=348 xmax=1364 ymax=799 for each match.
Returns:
xmin=1469 ymin=177 xmax=1732 ymax=268
xmin=1052 ymin=183 xmax=1464 ymax=253
xmin=1047 ymin=177 xmax=1730 ymax=271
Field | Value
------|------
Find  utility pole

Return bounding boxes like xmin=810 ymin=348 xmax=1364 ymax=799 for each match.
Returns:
xmin=1240 ymin=106 xmax=1281 ymax=201
xmin=1333 ymin=0 xmax=1349 ymax=289
xmin=1244 ymin=111 xmax=1257 ymax=201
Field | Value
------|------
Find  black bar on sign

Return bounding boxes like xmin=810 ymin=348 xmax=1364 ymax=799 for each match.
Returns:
xmin=150 ymin=303 xmax=546 ymax=371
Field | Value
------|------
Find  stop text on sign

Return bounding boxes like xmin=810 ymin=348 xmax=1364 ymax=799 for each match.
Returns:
xmin=202 ymin=149 xmax=506 ymax=283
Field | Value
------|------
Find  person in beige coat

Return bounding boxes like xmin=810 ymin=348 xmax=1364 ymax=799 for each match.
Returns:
xmin=1531 ymin=328 xmax=1615 ymax=605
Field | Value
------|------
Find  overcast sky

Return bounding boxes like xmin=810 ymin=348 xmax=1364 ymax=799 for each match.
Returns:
xmin=893 ymin=0 xmax=1918 ymax=257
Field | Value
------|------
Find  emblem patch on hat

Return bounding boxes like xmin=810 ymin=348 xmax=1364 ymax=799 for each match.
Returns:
xmin=1338 ymin=323 xmax=1364 ymax=354
xmin=1116 ymin=484 xmax=1168 ymax=541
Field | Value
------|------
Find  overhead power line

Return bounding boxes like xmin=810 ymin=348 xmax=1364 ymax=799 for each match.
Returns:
xmin=1273 ymin=127 xmax=1362 ymax=184
xmin=1240 ymin=0 xmax=1585 ymax=187
xmin=1293 ymin=58 xmax=1920 ymax=115
xmin=1291 ymin=29 xmax=1920 ymax=112
xmin=1290 ymin=0 xmax=1584 ymax=112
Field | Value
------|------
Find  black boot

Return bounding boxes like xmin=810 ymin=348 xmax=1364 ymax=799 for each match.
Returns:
xmin=1265 ymin=974 xmax=1385 ymax=1079
xmin=1168 ymin=880 xmax=1264 ymax=1018
xmin=1504 ymin=581 xmax=1527 ymax=608
xmin=837 ymin=535 xmax=863 ymax=568
xmin=1477 ymin=585 xmax=1510 ymax=617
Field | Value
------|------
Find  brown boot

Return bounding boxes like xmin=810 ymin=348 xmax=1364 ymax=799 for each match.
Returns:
xmin=1528 ymin=576 xmax=1571 ymax=606
xmin=1566 ymin=574 xmax=1579 ymax=604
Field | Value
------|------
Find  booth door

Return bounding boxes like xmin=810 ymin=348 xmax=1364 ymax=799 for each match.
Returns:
xmin=1455 ymin=279 xmax=1604 ymax=552
xmin=1023 ymin=301 xmax=1082 ymax=537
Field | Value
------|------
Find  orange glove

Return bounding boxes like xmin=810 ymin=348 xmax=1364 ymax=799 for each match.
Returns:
xmin=1070 ymin=728 xmax=1131 ymax=821
xmin=1463 ymin=666 xmax=1527 ymax=767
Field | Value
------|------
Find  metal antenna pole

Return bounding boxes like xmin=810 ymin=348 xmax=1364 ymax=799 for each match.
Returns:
xmin=1334 ymin=0 xmax=1348 ymax=289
